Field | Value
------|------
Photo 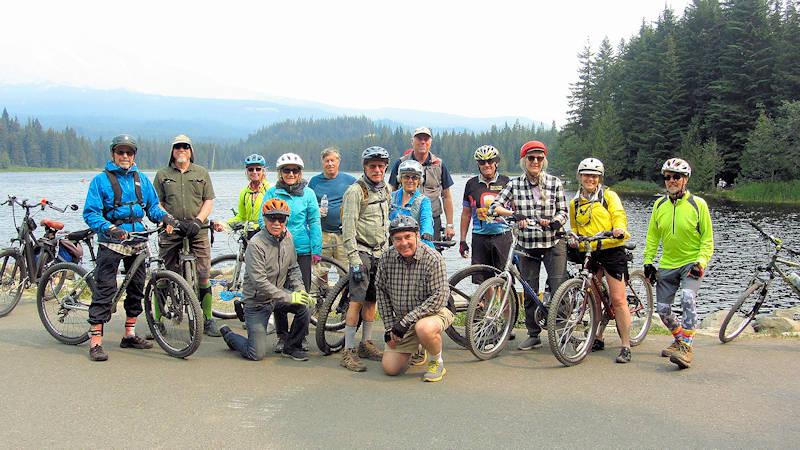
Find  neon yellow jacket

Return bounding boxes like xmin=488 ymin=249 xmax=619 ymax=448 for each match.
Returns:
xmin=643 ymin=191 xmax=714 ymax=269
xmin=568 ymin=188 xmax=630 ymax=251
xmin=228 ymin=182 xmax=271 ymax=227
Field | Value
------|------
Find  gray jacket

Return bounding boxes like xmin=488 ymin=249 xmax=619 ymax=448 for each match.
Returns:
xmin=241 ymin=229 xmax=303 ymax=306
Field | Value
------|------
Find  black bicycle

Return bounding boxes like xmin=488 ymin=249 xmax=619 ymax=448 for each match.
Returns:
xmin=0 ymin=195 xmax=95 ymax=317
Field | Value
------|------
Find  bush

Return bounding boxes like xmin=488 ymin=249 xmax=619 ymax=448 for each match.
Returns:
xmin=610 ymin=179 xmax=662 ymax=194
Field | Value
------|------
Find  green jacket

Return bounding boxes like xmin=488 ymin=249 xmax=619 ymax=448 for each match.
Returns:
xmin=341 ymin=179 xmax=391 ymax=267
xmin=227 ymin=182 xmax=270 ymax=227
xmin=643 ymin=191 xmax=714 ymax=269
xmin=153 ymin=163 xmax=215 ymax=222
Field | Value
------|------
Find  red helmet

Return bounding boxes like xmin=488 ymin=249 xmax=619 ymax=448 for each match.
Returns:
xmin=520 ymin=140 xmax=547 ymax=158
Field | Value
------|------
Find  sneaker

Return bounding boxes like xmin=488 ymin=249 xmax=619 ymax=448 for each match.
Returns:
xmin=423 ymin=360 xmax=446 ymax=382
xmin=302 ymin=336 xmax=310 ymax=352
xmin=616 ymin=347 xmax=631 ymax=363
xmin=266 ymin=315 xmax=275 ymax=335
xmin=508 ymin=332 xmax=516 ymax=341
xmin=661 ymin=338 xmax=681 ymax=357
xmin=219 ymin=326 xmax=236 ymax=351
xmin=89 ymin=344 xmax=108 ymax=361
xmin=517 ymin=335 xmax=542 ymax=350
xmin=357 ymin=340 xmax=383 ymax=361
xmin=591 ymin=339 xmax=605 ymax=352
xmin=283 ymin=349 xmax=309 ymax=361
xmin=274 ymin=339 xmax=285 ymax=354
xmin=410 ymin=347 xmax=427 ymax=366
xmin=120 ymin=335 xmax=154 ymax=350
xmin=204 ymin=318 xmax=222 ymax=337
xmin=145 ymin=322 xmax=165 ymax=340
xmin=340 ymin=348 xmax=366 ymax=372
xmin=669 ymin=341 xmax=693 ymax=369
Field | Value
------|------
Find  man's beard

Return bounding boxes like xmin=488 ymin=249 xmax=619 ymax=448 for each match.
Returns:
xmin=175 ymin=155 xmax=189 ymax=164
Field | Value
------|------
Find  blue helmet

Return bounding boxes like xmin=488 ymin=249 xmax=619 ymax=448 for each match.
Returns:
xmin=244 ymin=154 xmax=266 ymax=167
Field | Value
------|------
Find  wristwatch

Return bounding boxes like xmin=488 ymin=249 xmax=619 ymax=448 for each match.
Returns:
xmin=446 ymin=223 xmax=454 ymax=227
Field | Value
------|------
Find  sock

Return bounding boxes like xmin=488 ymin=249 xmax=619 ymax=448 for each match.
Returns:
xmin=344 ymin=325 xmax=357 ymax=350
xmin=432 ymin=351 xmax=443 ymax=363
xmin=361 ymin=320 xmax=373 ymax=343
xmin=124 ymin=317 xmax=136 ymax=337
xmin=154 ymin=284 xmax=167 ymax=321
xmin=199 ymin=282 xmax=212 ymax=320
xmin=681 ymin=329 xmax=695 ymax=346
xmin=670 ymin=326 xmax=683 ymax=340
xmin=90 ymin=324 xmax=103 ymax=347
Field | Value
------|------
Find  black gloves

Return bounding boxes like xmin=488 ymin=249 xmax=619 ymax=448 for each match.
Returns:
xmin=350 ymin=265 xmax=364 ymax=283
xmin=108 ymin=226 xmax=127 ymax=241
xmin=384 ymin=329 xmax=393 ymax=343
xmin=547 ymin=220 xmax=562 ymax=231
xmin=511 ymin=212 xmax=526 ymax=222
xmin=179 ymin=218 xmax=202 ymax=238
xmin=421 ymin=233 xmax=434 ymax=242
xmin=161 ymin=214 xmax=179 ymax=229
xmin=391 ymin=322 xmax=409 ymax=339
xmin=234 ymin=299 xmax=245 ymax=322
xmin=688 ymin=263 xmax=704 ymax=279
xmin=459 ymin=241 xmax=469 ymax=258
xmin=644 ymin=264 xmax=657 ymax=285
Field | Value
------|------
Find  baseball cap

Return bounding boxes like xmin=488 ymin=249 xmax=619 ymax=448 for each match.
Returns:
xmin=172 ymin=134 xmax=193 ymax=148
xmin=413 ymin=127 xmax=432 ymax=138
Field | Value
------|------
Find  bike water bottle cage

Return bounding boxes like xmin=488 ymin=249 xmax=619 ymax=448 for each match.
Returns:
xmin=102 ymin=170 xmax=144 ymax=225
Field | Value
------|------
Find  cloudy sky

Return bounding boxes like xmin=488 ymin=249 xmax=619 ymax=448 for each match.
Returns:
xmin=1 ymin=0 xmax=693 ymax=125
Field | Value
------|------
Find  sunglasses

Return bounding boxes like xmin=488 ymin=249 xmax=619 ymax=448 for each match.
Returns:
xmin=264 ymin=215 xmax=288 ymax=223
xmin=173 ymin=144 xmax=191 ymax=150
xmin=477 ymin=160 xmax=495 ymax=166
xmin=247 ymin=167 xmax=263 ymax=172
xmin=526 ymin=155 xmax=545 ymax=162
xmin=281 ymin=167 xmax=301 ymax=174
xmin=663 ymin=174 xmax=683 ymax=181
xmin=401 ymin=174 xmax=421 ymax=180
xmin=114 ymin=149 xmax=135 ymax=156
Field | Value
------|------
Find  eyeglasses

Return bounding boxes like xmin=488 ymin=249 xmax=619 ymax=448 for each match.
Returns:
xmin=527 ymin=155 xmax=545 ymax=162
xmin=264 ymin=215 xmax=288 ymax=223
xmin=663 ymin=174 xmax=683 ymax=181
xmin=477 ymin=160 xmax=495 ymax=166
xmin=114 ymin=149 xmax=135 ymax=156
xmin=281 ymin=167 xmax=301 ymax=174
xmin=401 ymin=174 xmax=421 ymax=180
xmin=173 ymin=144 xmax=191 ymax=150
xmin=247 ymin=167 xmax=263 ymax=172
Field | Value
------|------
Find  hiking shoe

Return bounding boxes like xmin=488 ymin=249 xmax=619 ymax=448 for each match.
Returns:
xmin=120 ymin=335 xmax=153 ymax=350
xmin=204 ymin=318 xmax=222 ymax=337
xmin=283 ymin=349 xmax=309 ymax=361
xmin=220 ymin=326 xmax=236 ymax=351
xmin=661 ymin=338 xmax=681 ymax=357
xmin=616 ymin=347 xmax=631 ymax=363
xmin=341 ymin=348 xmax=366 ymax=372
xmin=410 ymin=347 xmax=427 ymax=366
xmin=357 ymin=340 xmax=383 ymax=361
xmin=423 ymin=360 xmax=446 ymax=382
xmin=508 ymin=332 xmax=516 ymax=341
xmin=145 ymin=322 xmax=165 ymax=340
xmin=274 ymin=339 xmax=285 ymax=354
xmin=302 ymin=336 xmax=310 ymax=352
xmin=517 ymin=335 xmax=541 ymax=350
xmin=591 ymin=339 xmax=605 ymax=352
xmin=669 ymin=341 xmax=693 ymax=369
xmin=89 ymin=344 xmax=108 ymax=362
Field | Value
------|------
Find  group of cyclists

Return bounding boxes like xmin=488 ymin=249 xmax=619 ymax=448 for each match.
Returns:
xmin=78 ymin=126 xmax=714 ymax=379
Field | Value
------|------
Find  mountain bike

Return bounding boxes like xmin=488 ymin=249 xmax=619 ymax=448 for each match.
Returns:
xmin=719 ymin=221 xmax=800 ymax=343
xmin=0 ymin=195 xmax=94 ymax=317
xmin=36 ymin=227 xmax=203 ymax=358
xmin=546 ymin=231 xmax=653 ymax=366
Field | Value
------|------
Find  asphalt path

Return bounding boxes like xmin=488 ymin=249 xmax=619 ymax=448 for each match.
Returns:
xmin=1 ymin=296 xmax=799 ymax=448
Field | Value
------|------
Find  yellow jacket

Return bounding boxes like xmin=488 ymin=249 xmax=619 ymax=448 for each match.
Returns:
xmin=568 ymin=187 xmax=629 ymax=251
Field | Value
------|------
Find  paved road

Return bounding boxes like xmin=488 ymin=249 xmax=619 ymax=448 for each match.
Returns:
xmin=1 ymin=296 xmax=799 ymax=448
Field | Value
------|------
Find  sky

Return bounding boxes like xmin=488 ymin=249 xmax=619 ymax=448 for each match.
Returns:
xmin=1 ymin=0 xmax=694 ymax=126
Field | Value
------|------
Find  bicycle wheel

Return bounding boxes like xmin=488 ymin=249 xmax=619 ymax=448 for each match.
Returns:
xmin=446 ymin=264 xmax=502 ymax=348
xmin=719 ymin=281 xmax=766 ymax=343
xmin=309 ymin=256 xmax=347 ymax=327
xmin=143 ymin=270 xmax=203 ymax=358
xmin=547 ymin=278 xmax=598 ymax=366
xmin=315 ymin=275 xmax=356 ymax=355
xmin=0 ymin=248 xmax=25 ymax=317
xmin=465 ymin=276 xmax=519 ymax=360
xmin=627 ymin=270 xmax=654 ymax=347
xmin=36 ymin=262 xmax=92 ymax=344
xmin=209 ymin=254 xmax=242 ymax=319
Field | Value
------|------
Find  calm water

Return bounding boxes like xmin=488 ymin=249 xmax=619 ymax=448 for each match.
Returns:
xmin=2 ymin=170 xmax=799 ymax=317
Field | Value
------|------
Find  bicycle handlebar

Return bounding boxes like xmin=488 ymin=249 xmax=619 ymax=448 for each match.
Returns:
xmin=3 ymin=195 xmax=79 ymax=214
xmin=751 ymin=221 xmax=800 ymax=256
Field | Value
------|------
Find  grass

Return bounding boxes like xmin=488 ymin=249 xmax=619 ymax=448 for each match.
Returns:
xmin=610 ymin=179 xmax=662 ymax=195
xmin=721 ymin=180 xmax=800 ymax=204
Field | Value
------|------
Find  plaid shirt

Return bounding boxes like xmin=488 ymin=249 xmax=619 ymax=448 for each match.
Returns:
xmin=375 ymin=241 xmax=449 ymax=330
xmin=488 ymin=172 xmax=568 ymax=249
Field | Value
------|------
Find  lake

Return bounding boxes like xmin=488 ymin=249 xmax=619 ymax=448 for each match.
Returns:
xmin=2 ymin=169 xmax=799 ymax=317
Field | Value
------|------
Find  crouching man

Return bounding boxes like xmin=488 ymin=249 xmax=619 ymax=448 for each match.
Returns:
xmin=376 ymin=215 xmax=453 ymax=382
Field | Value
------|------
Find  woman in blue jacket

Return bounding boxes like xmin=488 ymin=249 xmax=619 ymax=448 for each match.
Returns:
xmin=389 ymin=160 xmax=434 ymax=249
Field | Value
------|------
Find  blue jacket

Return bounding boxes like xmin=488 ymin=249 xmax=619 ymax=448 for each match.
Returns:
xmin=83 ymin=161 xmax=167 ymax=243
xmin=258 ymin=184 xmax=322 ymax=256
xmin=390 ymin=189 xmax=434 ymax=249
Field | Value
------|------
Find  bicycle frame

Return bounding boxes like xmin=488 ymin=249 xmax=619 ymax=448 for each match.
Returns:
xmin=749 ymin=222 xmax=800 ymax=298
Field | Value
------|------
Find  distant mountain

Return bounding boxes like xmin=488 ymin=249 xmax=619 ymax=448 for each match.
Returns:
xmin=0 ymin=83 xmax=540 ymax=142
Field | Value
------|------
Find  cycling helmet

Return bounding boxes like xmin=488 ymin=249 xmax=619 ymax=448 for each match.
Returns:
xmin=474 ymin=145 xmax=499 ymax=161
xmin=361 ymin=146 xmax=390 ymax=164
xmin=389 ymin=214 xmax=420 ymax=236
xmin=109 ymin=134 xmax=137 ymax=153
xmin=398 ymin=160 xmax=424 ymax=178
xmin=261 ymin=198 xmax=291 ymax=216
xmin=577 ymin=158 xmax=605 ymax=176
xmin=276 ymin=153 xmax=304 ymax=170
xmin=244 ymin=154 xmax=266 ymax=167
xmin=520 ymin=140 xmax=546 ymax=158
xmin=661 ymin=158 xmax=691 ymax=177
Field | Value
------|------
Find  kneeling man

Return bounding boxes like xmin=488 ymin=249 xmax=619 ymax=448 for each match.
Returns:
xmin=376 ymin=215 xmax=453 ymax=382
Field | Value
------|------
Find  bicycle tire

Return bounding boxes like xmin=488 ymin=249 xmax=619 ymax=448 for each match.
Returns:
xmin=209 ymin=254 xmax=241 ymax=319
xmin=309 ymin=256 xmax=347 ymax=327
xmin=0 ymin=248 xmax=25 ymax=317
xmin=36 ymin=262 xmax=92 ymax=344
xmin=143 ymin=270 xmax=203 ymax=358
xmin=464 ymin=276 xmax=519 ymax=360
xmin=315 ymin=274 xmax=361 ymax=355
xmin=719 ymin=281 xmax=765 ymax=343
xmin=627 ymin=270 xmax=654 ymax=346
xmin=446 ymin=264 xmax=503 ymax=348
xmin=547 ymin=278 xmax=598 ymax=366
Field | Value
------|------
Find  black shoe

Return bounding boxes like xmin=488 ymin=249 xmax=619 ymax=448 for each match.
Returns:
xmin=283 ymin=349 xmax=309 ymax=361
xmin=518 ymin=336 xmax=541 ymax=350
xmin=219 ymin=326 xmax=236 ymax=351
xmin=120 ymin=335 xmax=154 ymax=349
xmin=591 ymin=339 xmax=605 ymax=352
xmin=89 ymin=344 xmax=108 ymax=361
xmin=302 ymin=336 xmax=310 ymax=352
xmin=616 ymin=347 xmax=631 ymax=363
xmin=274 ymin=339 xmax=285 ymax=354
xmin=508 ymin=332 xmax=516 ymax=341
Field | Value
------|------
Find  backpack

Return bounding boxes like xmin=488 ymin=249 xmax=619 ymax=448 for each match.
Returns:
xmin=341 ymin=179 xmax=391 ymax=220
xmin=572 ymin=187 xmax=609 ymax=225
xmin=103 ymin=169 xmax=145 ymax=225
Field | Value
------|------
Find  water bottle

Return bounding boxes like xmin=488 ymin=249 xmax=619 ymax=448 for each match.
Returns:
xmin=788 ymin=272 xmax=800 ymax=291
xmin=320 ymin=194 xmax=328 ymax=217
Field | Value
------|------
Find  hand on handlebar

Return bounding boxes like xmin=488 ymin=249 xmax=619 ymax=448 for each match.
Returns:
xmin=108 ymin=226 xmax=127 ymax=241
xmin=178 ymin=218 xmax=202 ymax=238
xmin=612 ymin=228 xmax=626 ymax=239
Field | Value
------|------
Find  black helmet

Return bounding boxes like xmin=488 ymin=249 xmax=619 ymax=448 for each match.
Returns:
xmin=389 ymin=215 xmax=420 ymax=236
xmin=109 ymin=134 xmax=137 ymax=153
xmin=361 ymin=146 xmax=390 ymax=164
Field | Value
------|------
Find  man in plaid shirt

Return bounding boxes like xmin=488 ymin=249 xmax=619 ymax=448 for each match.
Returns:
xmin=488 ymin=140 xmax=568 ymax=351
xmin=377 ymin=215 xmax=453 ymax=382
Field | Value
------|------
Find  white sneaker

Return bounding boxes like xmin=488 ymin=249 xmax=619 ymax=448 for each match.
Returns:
xmin=266 ymin=315 xmax=276 ymax=335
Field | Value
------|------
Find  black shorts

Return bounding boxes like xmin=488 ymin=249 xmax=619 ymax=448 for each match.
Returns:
xmin=588 ymin=246 xmax=629 ymax=282
xmin=349 ymin=251 xmax=378 ymax=304
xmin=471 ymin=232 xmax=512 ymax=283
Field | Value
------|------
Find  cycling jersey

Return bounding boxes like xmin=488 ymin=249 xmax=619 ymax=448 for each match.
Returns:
xmin=462 ymin=173 xmax=510 ymax=235
xmin=568 ymin=187 xmax=629 ymax=251
xmin=643 ymin=191 xmax=714 ymax=269
xmin=228 ymin=182 xmax=270 ymax=227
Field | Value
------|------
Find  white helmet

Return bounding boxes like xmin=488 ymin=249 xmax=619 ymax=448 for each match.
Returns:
xmin=577 ymin=158 xmax=605 ymax=176
xmin=661 ymin=158 xmax=691 ymax=177
xmin=474 ymin=145 xmax=499 ymax=161
xmin=398 ymin=159 xmax=424 ymax=178
xmin=276 ymin=153 xmax=304 ymax=170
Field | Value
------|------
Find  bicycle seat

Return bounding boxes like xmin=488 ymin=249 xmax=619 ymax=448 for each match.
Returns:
xmin=40 ymin=219 xmax=64 ymax=230
xmin=623 ymin=242 xmax=636 ymax=250
xmin=66 ymin=228 xmax=94 ymax=241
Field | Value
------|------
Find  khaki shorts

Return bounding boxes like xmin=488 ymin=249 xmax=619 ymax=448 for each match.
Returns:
xmin=159 ymin=230 xmax=211 ymax=279
xmin=317 ymin=232 xmax=347 ymax=271
xmin=385 ymin=308 xmax=455 ymax=354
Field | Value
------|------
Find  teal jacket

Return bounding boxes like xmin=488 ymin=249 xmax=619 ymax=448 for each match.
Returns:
xmin=259 ymin=184 xmax=322 ymax=256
